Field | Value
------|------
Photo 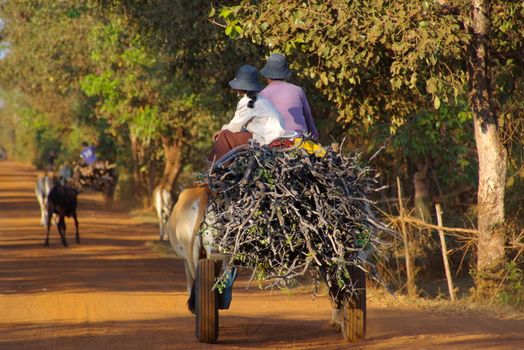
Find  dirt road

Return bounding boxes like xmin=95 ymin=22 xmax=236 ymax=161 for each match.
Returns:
xmin=1 ymin=160 xmax=523 ymax=350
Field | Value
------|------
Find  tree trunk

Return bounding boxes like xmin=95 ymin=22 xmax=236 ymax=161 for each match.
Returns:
xmin=468 ymin=0 xmax=507 ymax=272
xmin=130 ymin=132 xmax=150 ymax=205
xmin=160 ymin=128 xmax=185 ymax=191
xmin=137 ymin=142 xmax=152 ymax=207
xmin=130 ymin=133 xmax=141 ymax=196
xmin=148 ymin=153 xmax=158 ymax=196
xmin=413 ymin=159 xmax=432 ymax=223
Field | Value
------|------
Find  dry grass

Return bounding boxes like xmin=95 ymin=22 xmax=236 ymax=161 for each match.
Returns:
xmin=144 ymin=239 xmax=180 ymax=258
xmin=366 ymin=286 xmax=524 ymax=320
xmin=129 ymin=207 xmax=158 ymax=224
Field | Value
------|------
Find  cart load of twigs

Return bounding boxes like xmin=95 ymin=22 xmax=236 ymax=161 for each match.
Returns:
xmin=73 ymin=160 xmax=118 ymax=197
xmin=204 ymin=140 xmax=388 ymax=302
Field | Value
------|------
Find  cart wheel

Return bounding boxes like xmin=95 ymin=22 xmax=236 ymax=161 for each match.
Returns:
xmin=195 ymin=259 xmax=219 ymax=343
xmin=342 ymin=266 xmax=366 ymax=342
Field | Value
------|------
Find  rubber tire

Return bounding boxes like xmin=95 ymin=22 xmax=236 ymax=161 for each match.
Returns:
xmin=195 ymin=259 xmax=219 ymax=343
xmin=342 ymin=266 xmax=366 ymax=342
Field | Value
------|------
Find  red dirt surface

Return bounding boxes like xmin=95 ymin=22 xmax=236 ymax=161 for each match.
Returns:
xmin=1 ymin=160 xmax=523 ymax=349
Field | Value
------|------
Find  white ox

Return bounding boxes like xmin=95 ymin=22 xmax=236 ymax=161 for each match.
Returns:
xmin=165 ymin=184 xmax=211 ymax=295
xmin=165 ymin=184 xmax=345 ymax=329
xmin=35 ymin=175 xmax=52 ymax=226
xmin=153 ymin=185 xmax=175 ymax=241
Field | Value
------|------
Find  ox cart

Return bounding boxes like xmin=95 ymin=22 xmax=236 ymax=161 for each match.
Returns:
xmin=186 ymin=142 xmax=374 ymax=344
xmin=72 ymin=161 xmax=118 ymax=207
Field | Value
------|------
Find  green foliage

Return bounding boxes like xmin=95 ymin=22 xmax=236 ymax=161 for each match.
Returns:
xmin=0 ymin=0 xmax=242 ymax=198
xmin=0 ymin=0 xmax=102 ymax=168
xmin=392 ymin=101 xmax=477 ymax=188
xmin=87 ymin=0 xmax=265 ymax=192
xmin=80 ymin=19 xmax=165 ymax=143
xmin=216 ymin=0 xmax=524 ymax=224
xmin=218 ymin=0 xmax=472 ymax=125
xmin=0 ymin=1 xmax=94 ymax=104
xmin=2 ymin=0 xmax=523 ymax=223
xmin=213 ymin=275 xmax=228 ymax=295
xmin=0 ymin=89 xmax=100 ymax=168
xmin=0 ymin=91 xmax=36 ymax=162
xmin=216 ymin=0 xmax=522 ymax=175
xmin=95 ymin=0 xmax=260 ymax=108
xmin=499 ymin=261 xmax=524 ymax=308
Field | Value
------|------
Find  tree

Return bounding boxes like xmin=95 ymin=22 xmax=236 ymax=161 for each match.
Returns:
xmin=0 ymin=1 xmax=231 ymax=201
xmin=468 ymin=0 xmax=507 ymax=273
xmin=0 ymin=1 xmax=100 ymax=166
xmin=80 ymin=19 xmax=173 ymax=199
xmin=217 ymin=0 xmax=524 ymax=285
xmin=90 ymin=0 xmax=262 ymax=193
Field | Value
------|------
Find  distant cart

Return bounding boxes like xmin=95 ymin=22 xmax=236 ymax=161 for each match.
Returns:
xmin=72 ymin=161 xmax=118 ymax=207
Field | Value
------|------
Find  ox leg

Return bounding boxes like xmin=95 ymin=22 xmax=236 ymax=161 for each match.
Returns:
xmin=328 ymin=284 xmax=343 ymax=331
xmin=37 ymin=195 xmax=46 ymax=226
xmin=184 ymin=261 xmax=195 ymax=295
xmin=159 ymin=222 xmax=164 ymax=241
xmin=58 ymin=216 xmax=68 ymax=247
xmin=44 ymin=211 xmax=52 ymax=246
xmin=329 ymin=305 xmax=343 ymax=331
xmin=40 ymin=207 xmax=45 ymax=226
xmin=185 ymin=261 xmax=196 ymax=314
xmin=73 ymin=212 xmax=80 ymax=243
xmin=319 ymin=266 xmax=343 ymax=331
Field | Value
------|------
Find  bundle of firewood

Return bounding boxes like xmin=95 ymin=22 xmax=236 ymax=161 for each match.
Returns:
xmin=73 ymin=161 xmax=118 ymax=195
xmin=204 ymin=142 xmax=388 ymax=301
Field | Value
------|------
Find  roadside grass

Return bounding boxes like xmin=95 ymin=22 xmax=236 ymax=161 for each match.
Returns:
xmin=365 ymin=286 xmax=524 ymax=319
xmin=129 ymin=207 xmax=158 ymax=224
xmin=129 ymin=207 xmax=179 ymax=258
xmin=145 ymin=239 xmax=179 ymax=258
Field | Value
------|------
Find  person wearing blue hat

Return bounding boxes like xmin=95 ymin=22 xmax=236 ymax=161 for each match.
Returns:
xmin=260 ymin=53 xmax=319 ymax=139
xmin=209 ymin=64 xmax=294 ymax=161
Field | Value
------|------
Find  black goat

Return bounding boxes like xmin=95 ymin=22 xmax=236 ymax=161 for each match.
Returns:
xmin=45 ymin=184 xmax=80 ymax=247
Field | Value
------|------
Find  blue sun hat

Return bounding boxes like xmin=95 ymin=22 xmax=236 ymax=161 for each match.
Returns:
xmin=229 ymin=64 xmax=263 ymax=92
xmin=260 ymin=53 xmax=292 ymax=79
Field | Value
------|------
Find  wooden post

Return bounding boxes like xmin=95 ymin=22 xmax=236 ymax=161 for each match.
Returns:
xmin=397 ymin=177 xmax=415 ymax=296
xmin=435 ymin=203 xmax=456 ymax=302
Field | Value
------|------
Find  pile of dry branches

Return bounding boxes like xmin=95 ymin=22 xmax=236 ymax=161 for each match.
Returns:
xmin=204 ymin=142 xmax=388 ymax=301
xmin=73 ymin=161 xmax=118 ymax=195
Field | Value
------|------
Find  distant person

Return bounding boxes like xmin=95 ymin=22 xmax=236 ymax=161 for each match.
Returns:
xmin=80 ymin=141 xmax=96 ymax=166
xmin=58 ymin=161 xmax=73 ymax=185
xmin=47 ymin=150 xmax=57 ymax=173
xmin=0 ymin=146 xmax=7 ymax=160
xmin=259 ymin=53 xmax=319 ymax=139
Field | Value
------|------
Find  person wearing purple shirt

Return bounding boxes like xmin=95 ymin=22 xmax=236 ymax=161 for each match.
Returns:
xmin=80 ymin=141 xmax=97 ymax=166
xmin=259 ymin=53 xmax=319 ymax=139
